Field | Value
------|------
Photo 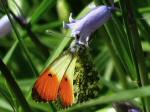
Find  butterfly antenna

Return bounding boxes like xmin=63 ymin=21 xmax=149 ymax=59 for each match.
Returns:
xmin=45 ymin=29 xmax=70 ymax=38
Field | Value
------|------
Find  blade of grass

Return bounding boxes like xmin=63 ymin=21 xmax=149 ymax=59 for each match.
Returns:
xmin=119 ymin=0 xmax=150 ymax=111
xmin=136 ymin=14 xmax=150 ymax=43
xmin=61 ymin=85 xmax=150 ymax=112
xmin=30 ymin=0 xmax=56 ymax=24
xmin=2 ymin=40 xmax=19 ymax=112
xmin=103 ymin=59 xmax=114 ymax=81
xmin=0 ymin=84 xmax=16 ymax=112
xmin=104 ymin=21 xmax=135 ymax=77
xmin=95 ymin=1 xmax=138 ymax=81
xmin=142 ymin=41 xmax=150 ymax=52
xmin=0 ymin=103 xmax=13 ymax=112
xmin=0 ymin=58 xmax=32 ymax=112
xmin=104 ymin=29 xmax=128 ymax=89
xmin=1 ymin=0 xmax=38 ymax=76
xmin=139 ymin=6 xmax=150 ymax=13
xmin=3 ymin=40 xmax=18 ymax=64
xmin=131 ymin=4 xmax=150 ymax=44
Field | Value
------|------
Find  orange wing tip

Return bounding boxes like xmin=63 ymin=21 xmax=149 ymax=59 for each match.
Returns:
xmin=59 ymin=76 xmax=74 ymax=107
xmin=32 ymin=69 xmax=60 ymax=102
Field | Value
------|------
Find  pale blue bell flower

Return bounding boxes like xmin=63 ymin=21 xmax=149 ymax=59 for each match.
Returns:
xmin=63 ymin=3 xmax=115 ymax=46
xmin=0 ymin=15 xmax=12 ymax=38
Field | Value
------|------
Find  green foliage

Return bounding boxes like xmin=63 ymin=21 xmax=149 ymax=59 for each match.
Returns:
xmin=0 ymin=0 xmax=150 ymax=112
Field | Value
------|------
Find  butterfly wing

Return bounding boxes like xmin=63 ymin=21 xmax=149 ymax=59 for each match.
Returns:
xmin=59 ymin=55 xmax=77 ymax=107
xmin=73 ymin=48 xmax=100 ymax=103
xmin=32 ymin=52 xmax=73 ymax=102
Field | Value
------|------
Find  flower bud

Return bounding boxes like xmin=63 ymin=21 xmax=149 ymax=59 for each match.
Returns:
xmin=0 ymin=15 xmax=11 ymax=38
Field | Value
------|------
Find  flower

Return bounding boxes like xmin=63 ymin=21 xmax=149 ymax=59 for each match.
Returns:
xmin=0 ymin=15 xmax=11 ymax=38
xmin=63 ymin=4 xmax=115 ymax=46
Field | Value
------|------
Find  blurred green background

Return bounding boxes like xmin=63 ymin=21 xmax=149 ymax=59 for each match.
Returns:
xmin=0 ymin=0 xmax=150 ymax=112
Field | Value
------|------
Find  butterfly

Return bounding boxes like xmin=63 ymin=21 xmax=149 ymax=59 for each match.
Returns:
xmin=32 ymin=46 xmax=100 ymax=108
xmin=32 ymin=51 xmax=77 ymax=107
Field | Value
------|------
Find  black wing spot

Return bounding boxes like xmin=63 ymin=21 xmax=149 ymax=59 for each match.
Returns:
xmin=48 ymin=74 xmax=52 ymax=77
xmin=65 ymin=77 xmax=68 ymax=81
